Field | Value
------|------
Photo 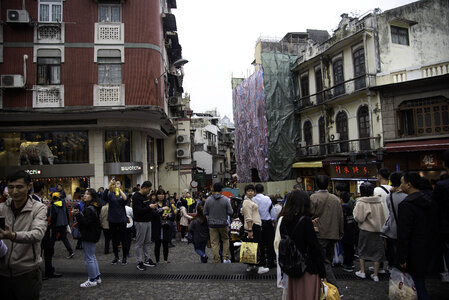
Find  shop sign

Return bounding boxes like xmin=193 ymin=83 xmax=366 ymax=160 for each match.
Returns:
xmin=104 ymin=162 xmax=143 ymax=175
xmin=25 ymin=169 xmax=42 ymax=175
xmin=327 ymin=164 xmax=377 ymax=179
xmin=0 ymin=164 xmax=94 ymax=178
xmin=420 ymin=154 xmax=438 ymax=169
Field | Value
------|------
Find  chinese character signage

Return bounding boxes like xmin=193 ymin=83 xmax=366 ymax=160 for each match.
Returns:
xmin=327 ymin=164 xmax=377 ymax=179
xmin=420 ymin=154 xmax=438 ymax=169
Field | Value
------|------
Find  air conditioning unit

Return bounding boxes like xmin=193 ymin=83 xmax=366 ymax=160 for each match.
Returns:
xmin=176 ymin=147 xmax=189 ymax=158
xmin=298 ymin=148 xmax=307 ymax=157
xmin=7 ymin=10 xmax=30 ymax=23
xmin=330 ymin=143 xmax=341 ymax=153
xmin=168 ymin=96 xmax=181 ymax=106
xmin=329 ymin=133 xmax=341 ymax=141
xmin=298 ymin=141 xmax=306 ymax=148
xmin=1 ymin=75 xmax=25 ymax=88
xmin=176 ymin=135 xmax=189 ymax=144
xmin=308 ymin=147 xmax=319 ymax=156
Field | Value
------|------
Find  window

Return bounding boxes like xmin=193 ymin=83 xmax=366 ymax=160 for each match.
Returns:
xmin=300 ymin=74 xmax=309 ymax=99
xmin=315 ymin=68 xmax=323 ymax=104
xmin=357 ymin=105 xmax=370 ymax=150
xmin=353 ymin=48 xmax=366 ymax=90
xmin=37 ymin=57 xmax=61 ymax=85
xmin=98 ymin=57 xmax=122 ymax=84
xmin=39 ymin=0 xmax=62 ymax=23
xmin=303 ymin=121 xmax=313 ymax=146
xmin=105 ymin=131 xmax=130 ymax=163
xmin=333 ymin=58 xmax=345 ymax=96
xmin=391 ymin=26 xmax=409 ymax=45
xmin=318 ymin=117 xmax=326 ymax=155
xmin=398 ymin=97 xmax=449 ymax=137
xmin=99 ymin=4 xmax=121 ymax=22
xmin=336 ymin=111 xmax=349 ymax=152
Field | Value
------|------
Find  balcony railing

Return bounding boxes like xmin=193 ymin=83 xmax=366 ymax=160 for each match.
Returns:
xmin=296 ymin=136 xmax=381 ymax=158
xmin=93 ymin=84 xmax=125 ymax=106
xmin=95 ymin=23 xmax=124 ymax=44
xmin=33 ymin=85 xmax=64 ymax=108
xmin=295 ymin=74 xmax=376 ymax=111
xmin=35 ymin=24 xmax=64 ymax=43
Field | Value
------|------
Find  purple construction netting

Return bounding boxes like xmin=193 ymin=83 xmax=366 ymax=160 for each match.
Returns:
xmin=232 ymin=68 xmax=269 ymax=182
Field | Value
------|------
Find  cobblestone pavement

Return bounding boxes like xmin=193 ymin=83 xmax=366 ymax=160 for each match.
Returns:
xmin=40 ymin=235 xmax=449 ymax=299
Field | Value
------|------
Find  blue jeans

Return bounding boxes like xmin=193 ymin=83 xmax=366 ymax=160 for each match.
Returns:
xmin=82 ymin=241 xmax=100 ymax=280
xmin=411 ymin=275 xmax=429 ymax=300
xmin=194 ymin=241 xmax=207 ymax=263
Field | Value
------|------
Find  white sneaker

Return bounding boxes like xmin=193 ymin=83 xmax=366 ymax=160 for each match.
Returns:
xmin=355 ymin=271 xmax=366 ymax=279
xmin=96 ymin=277 xmax=102 ymax=284
xmin=369 ymin=266 xmax=386 ymax=274
xmin=371 ymin=274 xmax=379 ymax=282
xmin=257 ymin=266 xmax=269 ymax=274
xmin=181 ymin=238 xmax=188 ymax=242
xmin=223 ymin=259 xmax=231 ymax=264
xmin=80 ymin=280 xmax=97 ymax=288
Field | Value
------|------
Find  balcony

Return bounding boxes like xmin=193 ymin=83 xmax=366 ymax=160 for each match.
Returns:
xmin=35 ymin=24 xmax=64 ymax=44
xmin=95 ymin=23 xmax=124 ymax=44
xmin=295 ymin=74 xmax=376 ymax=112
xmin=207 ymin=145 xmax=217 ymax=154
xmin=33 ymin=85 xmax=64 ymax=108
xmin=296 ymin=136 xmax=381 ymax=158
xmin=93 ymin=84 xmax=125 ymax=106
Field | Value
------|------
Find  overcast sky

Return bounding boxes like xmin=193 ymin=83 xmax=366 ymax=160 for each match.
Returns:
xmin=175 ymin=0 xmax=417 ymax=122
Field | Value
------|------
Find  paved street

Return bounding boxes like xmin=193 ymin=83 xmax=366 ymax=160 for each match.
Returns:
xmin=40 ymin=235 xmax=449 ymax=300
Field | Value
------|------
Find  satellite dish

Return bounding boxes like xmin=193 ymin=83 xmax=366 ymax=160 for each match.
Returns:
xmin=173 ymin=58 xmax=189 ymax=68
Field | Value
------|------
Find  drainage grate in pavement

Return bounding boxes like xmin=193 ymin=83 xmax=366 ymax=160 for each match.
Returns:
xmin=62 ymin=271 xmax=389 ymax=281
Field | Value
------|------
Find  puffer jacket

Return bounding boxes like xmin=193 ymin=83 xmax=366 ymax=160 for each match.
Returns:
xmin=353 ymin=196 xmax=386 ymax=232
xmin=0 ymin=197 xmax=47 ymax=277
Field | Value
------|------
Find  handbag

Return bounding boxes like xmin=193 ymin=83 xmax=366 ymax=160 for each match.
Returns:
xmin=71 ymin=222 xmax=82 ymax=239
xmin=278 ymin=216 xmax=307 ymax=278
xmin=320 ymin=281 xmax=341 ymax=300
xmin=239 ymin=241 xmax=258 ymax=264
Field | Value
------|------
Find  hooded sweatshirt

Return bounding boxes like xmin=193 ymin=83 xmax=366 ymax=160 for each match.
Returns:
xmin=50 ymin=199 xmax=69 ymax=227
xmin=203 ymin=193 xmax=233 ymax=228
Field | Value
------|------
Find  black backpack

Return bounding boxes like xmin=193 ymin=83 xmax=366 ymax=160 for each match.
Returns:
xmin=278 ymin=216 xmax=307 ymax=278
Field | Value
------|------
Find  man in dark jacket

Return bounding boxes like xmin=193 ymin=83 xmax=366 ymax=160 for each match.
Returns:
xmin=203 ymin=182 xmax=233 ymax=263
xmin=398 ymin=172 xmax=437 ymax=300
xmin=132 ymin=181 xmax=157 ymax=270
xmin=50 ymin=191 xmax=74 ymax=259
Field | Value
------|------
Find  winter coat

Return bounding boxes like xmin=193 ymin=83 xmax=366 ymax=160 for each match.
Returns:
xmin=100 ymin=203 xmax=109 ymax=230
xmin=179 ymin=206 xmax=192 ymax=227
xmin=188 ymin=218 xmax=209 ymax=245
xmin=49 ymin=199 xmax=69 ymax=228
xmin=76 ymin=204 xmax=102 ymax=243
xmin=397 ymin=191 xmax=439 ymax=276
xmin=152 ymin=201 xmax=173 ymax=242
xmin=0 ymin=197 xmax=47 ymax=277
xmin=241 ymin=197 xmax=261 ymax=229
xmin=353 ymin=196 xmax=386 ymax=233
xmin=433 ymin=178 xmax=449 ymax=236
xmin=310 ymin=190 xmax=344 ymax=240
xmin=203 ymin=193 xmax=233 ymax=228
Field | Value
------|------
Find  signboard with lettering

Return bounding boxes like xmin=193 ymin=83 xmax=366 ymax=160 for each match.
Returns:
xmin=104 ymin=162 xmax=143 ymax=175
xmin=420 ymin=154 xmax=438 ymax=169
xmin=327 ymin=164 xmax=377 ymax=179
xmin=0 ymin=164 xmax=94 ymax=178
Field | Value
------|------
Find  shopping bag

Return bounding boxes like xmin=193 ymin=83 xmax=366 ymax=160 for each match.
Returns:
xmin=239 ymin=241 xmax=258 ymax=264
xmin=71 ymin=222 xmax=82 ymax=239
xmin=321 ymin=281 xmax=341 ymax=300
xmin=332 ymin=241 xmax=344 ymax=265
xmin=388 ymin=268 xmax=417 ymax=300
xmin=276 ymin=253 xmax=288 ymax=289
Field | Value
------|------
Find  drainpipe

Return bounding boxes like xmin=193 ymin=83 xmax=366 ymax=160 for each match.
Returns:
xmin=23 ymin=54 xmax=28 ymax=86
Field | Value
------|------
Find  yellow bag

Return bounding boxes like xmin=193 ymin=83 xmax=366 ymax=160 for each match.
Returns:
xmin=239 ymin=241 xmax=258 ymax=264
xmin=320 ymin=281 xmax=341 ymax=300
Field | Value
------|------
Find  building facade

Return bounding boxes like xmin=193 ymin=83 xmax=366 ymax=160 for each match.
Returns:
xmin=0 ymin=0 xmax=186 ymax=196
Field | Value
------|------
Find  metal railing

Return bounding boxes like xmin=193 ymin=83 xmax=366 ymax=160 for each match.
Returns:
xmin=297 ymin=136 xmax=381 ymax=158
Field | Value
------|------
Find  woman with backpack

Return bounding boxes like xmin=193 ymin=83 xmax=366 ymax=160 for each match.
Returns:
xmin=188 ymin=205 xmax=210 ymax=263
xmin=275 ymin=190 xmax=325 ymax=300
xmin=73 ymin=188 xmax=102 ymax=287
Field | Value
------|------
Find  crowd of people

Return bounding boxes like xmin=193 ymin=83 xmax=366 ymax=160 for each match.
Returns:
xmin=0 ymin=149 xmax=448 ymax=300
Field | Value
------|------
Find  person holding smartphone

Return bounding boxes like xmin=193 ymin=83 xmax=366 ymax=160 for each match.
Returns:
xmin=0 ymin=170 xmax=48 ymax=299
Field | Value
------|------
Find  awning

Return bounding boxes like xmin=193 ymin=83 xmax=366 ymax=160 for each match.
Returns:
xmin=385 ymin=138 xmax=449 ymax=152
xmin=292 ymin=161 xmax=323 ymax=168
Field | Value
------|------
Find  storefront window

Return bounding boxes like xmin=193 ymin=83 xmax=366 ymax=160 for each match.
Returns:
xmin=0 ymin=131 xmax=88 ymax=167
xmin=105 ymin=131 xmax=131 ymax=162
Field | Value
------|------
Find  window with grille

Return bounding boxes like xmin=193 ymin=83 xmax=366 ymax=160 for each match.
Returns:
xmin=398 ymin=97 xmax=449 ymax=137
xmin=315 ymin=68 xmax=323 ymax=103
xmin=39 ymin=0 xmax=62 ymax=23
xmin=37 ymin=57 xmax=61 ymax=85
xmin=300 ymin=75 xmax=309 ymax=99
xmin=391 ymin=26 xmax=409 ymax=46
xmin=99 ymin=4 xmax=121 ymax=22
xmin=333 ymin=59 xmax=345 ymax=96
xmin=303 ymin=121 xmax=313 ymax=146
xmin=353 ymin=48 xmax=366 ymax=90
xmin=98 ymin=57 xmax=122 ymax=84
xmin=319 ymin=117 xmax=326 ymax=155
xmin=336 ymin=111 xmax=349 ymax=152
xmin=357 ymin=106 xmax=370 ymax=150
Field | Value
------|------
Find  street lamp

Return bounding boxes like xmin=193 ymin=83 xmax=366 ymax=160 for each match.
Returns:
xmin=376 ymin=149 xmax=384 ymax=170
xmin=154 ymin=57 xmax=189 ymax=85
